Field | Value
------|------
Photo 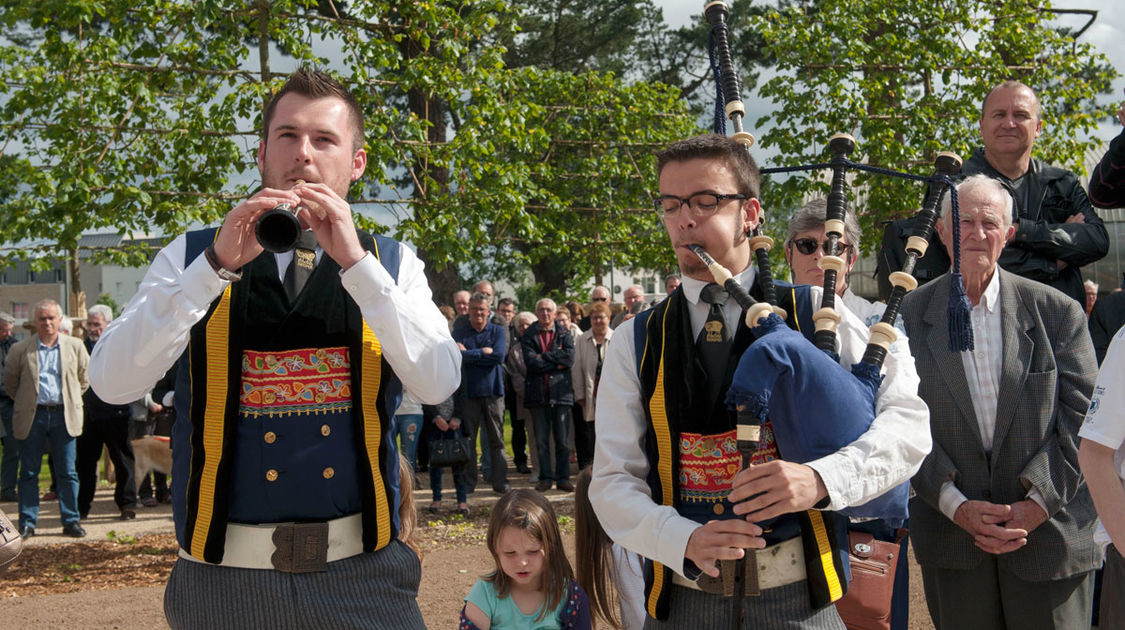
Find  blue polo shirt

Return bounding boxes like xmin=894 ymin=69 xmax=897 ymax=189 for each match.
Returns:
xmin=36 ymin=338 xmax=62 ymax=405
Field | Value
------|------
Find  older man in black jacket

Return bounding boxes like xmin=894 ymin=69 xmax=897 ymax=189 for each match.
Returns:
xmin=521 ymin=298 xmax=575 ymax=493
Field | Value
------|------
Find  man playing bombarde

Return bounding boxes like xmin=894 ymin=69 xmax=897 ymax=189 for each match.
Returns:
xmin=89 ymin=68 xmax=459 ymax=629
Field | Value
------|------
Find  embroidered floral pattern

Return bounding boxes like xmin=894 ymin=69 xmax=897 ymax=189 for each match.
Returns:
xmin=239 ymin=347 xmax=352 ymax=417
xmin=678 ymin=424 xmax=779 ymax=503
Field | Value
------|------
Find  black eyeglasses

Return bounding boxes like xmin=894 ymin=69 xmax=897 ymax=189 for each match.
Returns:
xmin=791 ymin=238 xmax=853 ymax=256
xmin=591 ymin=297 xmax=608 ymax=302
xmin=653 ymin=192 xmax=748 ymax=217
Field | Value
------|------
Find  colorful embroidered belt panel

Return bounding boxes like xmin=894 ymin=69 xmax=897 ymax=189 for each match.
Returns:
xmin=678 ymin=423 xmax=780 ymax=503
xmin=239 ymin=347 xmax=352 ymax=417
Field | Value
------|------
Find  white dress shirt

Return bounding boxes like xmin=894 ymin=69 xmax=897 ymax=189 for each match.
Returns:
xmin=88 ymin=233 xmax=461 ymax=406
xmin=938 ymin=271 xmax=1047 ymax=520
xmin=589 ymin=266 xmax=931 ymax=576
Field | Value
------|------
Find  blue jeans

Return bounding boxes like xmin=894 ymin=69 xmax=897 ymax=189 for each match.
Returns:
xmin=531 ymin=404 xmax=571 ymax=483
xmin=0 ymin=397 xmax=18 ymax=496
xmin=391 ymin=414 xmax=422 ymax=471
xmin=16 ymin=407 xmax=80 ymax=529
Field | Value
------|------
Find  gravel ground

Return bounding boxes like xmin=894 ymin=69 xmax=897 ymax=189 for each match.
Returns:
xmin=1 ymin=477 xmax=938 ymax=629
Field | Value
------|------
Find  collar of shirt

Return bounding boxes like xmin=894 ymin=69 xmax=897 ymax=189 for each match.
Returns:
xmin=976 ymin=268 xmax=1002 ymax=314
xmin=36 ymin=337 xmax=59 ymax=350
xmin=681 ymin=265 xmax=756 ymax=338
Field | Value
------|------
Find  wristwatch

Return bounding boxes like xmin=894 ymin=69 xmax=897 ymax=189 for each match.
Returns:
xmin=203 ymin=245 xmax=243 ymax=282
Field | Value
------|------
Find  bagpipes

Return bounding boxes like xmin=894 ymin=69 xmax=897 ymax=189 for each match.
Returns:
xmin=697 ymin=0 xmax=964 ymax=621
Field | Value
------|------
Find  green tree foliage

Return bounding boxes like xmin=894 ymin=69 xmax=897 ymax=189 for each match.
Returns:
xmin=0 ymin=0 xmax=697 ymax=306
xmin=401 ymin=67 xmax=695 ymax=297
xmin=749 ymin=0 xmax=1116 ymax=252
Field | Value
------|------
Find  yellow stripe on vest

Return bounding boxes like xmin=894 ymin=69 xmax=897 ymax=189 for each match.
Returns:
xmin=807 ymin=509 xmax=844 ymax=601
xmin=645 ymin=306 xmax=675 ymax=618
xmin=789 ymin=287 xmax=801 ymax=333
xmin=361 ymin=323 xmax=391 ymax=550
xmin=190 ymin=285 xmax=232 ymax=559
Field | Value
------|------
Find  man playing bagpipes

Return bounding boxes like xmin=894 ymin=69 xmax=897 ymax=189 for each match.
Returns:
xmin=589 ymin=134 xmax=931 ymax=629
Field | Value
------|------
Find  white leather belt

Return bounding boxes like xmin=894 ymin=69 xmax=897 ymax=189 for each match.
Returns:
xmin=178 ymin=513 xmax=364 ymax=572
xmin=673 ymin=535 xmax=806 ymax=594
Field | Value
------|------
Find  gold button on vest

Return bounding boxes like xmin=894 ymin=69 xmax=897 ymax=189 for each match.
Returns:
xmin=266 ymin=469 xmax=278 ymax=482
xmin=320 ymin=424 xmax=331 ymax=437
xmin=712 ymin=503 xmax=725 ymax=515
xmin=264 ymin=431 xmax=277 ymax=444
xmin=323 ymin=467 xmax=335 ymax=479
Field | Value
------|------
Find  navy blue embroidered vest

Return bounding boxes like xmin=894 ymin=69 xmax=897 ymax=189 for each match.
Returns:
xmin=171 ymin=227 xmax=404 ymax=563
xmin=632 ymin=282 xmax=847 ymax=619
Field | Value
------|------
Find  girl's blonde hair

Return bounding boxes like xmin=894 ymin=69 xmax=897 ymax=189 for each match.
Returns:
xmin=398 ymin=453 xmax=422 ymax=559
xmin=485 ymin=489 xmax=573 ymax=622
xmin=575 ymin=467 xmax=623 ymax=629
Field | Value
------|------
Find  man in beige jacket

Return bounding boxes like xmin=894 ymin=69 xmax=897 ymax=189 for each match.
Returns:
xmin=2 ymin=299 xmax=89 ymax=538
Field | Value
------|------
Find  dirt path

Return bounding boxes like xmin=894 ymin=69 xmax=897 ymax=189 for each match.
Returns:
xmin=1 ymin=482 xmax=937 ymax=629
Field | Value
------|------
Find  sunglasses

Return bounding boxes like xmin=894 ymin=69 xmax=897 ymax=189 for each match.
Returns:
xmin=791 ymin=237 xmax=853 ymax=256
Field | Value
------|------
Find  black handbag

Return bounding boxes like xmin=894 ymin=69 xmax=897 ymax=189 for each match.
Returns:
xmin=428 ymin=434 xmax=471 ymax=467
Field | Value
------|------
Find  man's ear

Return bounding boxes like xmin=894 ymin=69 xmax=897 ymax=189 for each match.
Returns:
xmin=743 ymin=197 xmax=762 ymax=234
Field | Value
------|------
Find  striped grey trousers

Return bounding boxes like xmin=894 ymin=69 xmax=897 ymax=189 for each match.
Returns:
xmin=642 ymin=582 xmax=846 ymax=630
xmin=164 ymin=539 xmax=425 ymax=629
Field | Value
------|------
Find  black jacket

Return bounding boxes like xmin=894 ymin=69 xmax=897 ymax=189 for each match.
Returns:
xmin=961 ymin=148 xmax=1107 ymax=307
xmin=83 ymin=337 xmax=132 ymax=420
xmin=1090 ymin=128 xmax=1125 ymax=209
xmin=1088 ymin=290 xmax=1125 ymax=366
xmin=520 ymin=321 xmax=574 ymax=407
xmin=0 ymin=335 xmax=14 ymax=400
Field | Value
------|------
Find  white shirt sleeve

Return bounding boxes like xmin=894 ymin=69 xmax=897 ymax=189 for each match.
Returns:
xmin=1080 ymin=330 xmax=1125 ymax=452
xmin=805 ymin=289 xmax=932 ymax=510
xmin=590 ymin=317 xmax=701 ymax=577
xmin=90 ymin=235 xmax=460 ymax=406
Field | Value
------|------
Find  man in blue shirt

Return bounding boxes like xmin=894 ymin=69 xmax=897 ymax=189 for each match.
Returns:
xmin=453 ymin=292 xmax=509 ymax=494
xmin=1 ymin=300 xmax=89 ymax=538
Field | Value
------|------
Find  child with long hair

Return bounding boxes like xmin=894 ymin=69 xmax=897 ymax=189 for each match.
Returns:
xmin=397 ymin=452 xmax=421 ymax=559
xmin=574 ymin=468 xmax=645 ymax=630
xmin=460 ymin=489 xmax=591 ymax=630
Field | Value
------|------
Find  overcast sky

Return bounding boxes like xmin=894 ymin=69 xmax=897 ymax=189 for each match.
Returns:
xmin=653 ymin=0 xmax=1125 ymax=143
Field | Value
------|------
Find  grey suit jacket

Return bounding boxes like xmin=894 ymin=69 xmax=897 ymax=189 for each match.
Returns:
xmin=901 ymin=269 xmax=1099 ymax=580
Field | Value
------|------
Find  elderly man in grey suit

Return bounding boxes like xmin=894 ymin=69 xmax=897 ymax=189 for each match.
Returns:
xmin=901 ymin=174 xmax=1099 ymax=629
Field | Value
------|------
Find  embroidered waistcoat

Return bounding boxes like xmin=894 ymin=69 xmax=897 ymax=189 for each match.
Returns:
xmin=171 ymin=227 xmax=404 ymax=563
xmin=632 ymin=282 xmax=848 ymax=619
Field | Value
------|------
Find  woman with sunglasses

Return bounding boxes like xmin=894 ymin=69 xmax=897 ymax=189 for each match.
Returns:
xmin=784 ymin=198 xmax=906 ymax=337
xmin=784 ymin=197 xmax=912 ymax=630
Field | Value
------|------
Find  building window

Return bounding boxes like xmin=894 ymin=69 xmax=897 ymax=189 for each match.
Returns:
xmin=12 ymin=302 xmax=28 ymax=319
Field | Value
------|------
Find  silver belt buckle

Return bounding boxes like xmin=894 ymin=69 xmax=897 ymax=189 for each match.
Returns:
xmin=270 ymin=522 xmax=329 ymax=573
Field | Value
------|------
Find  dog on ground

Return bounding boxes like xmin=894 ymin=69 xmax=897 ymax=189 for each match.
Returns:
xmin=131 ymin=435 xmax=172 ymax=481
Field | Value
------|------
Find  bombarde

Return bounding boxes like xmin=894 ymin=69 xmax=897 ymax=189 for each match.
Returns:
xmin=255 ymin=178 xmax=308 ymax=253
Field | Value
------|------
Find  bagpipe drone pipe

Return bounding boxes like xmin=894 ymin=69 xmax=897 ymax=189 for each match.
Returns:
xmin=699 ymin=0 xmax=966 ymax=525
